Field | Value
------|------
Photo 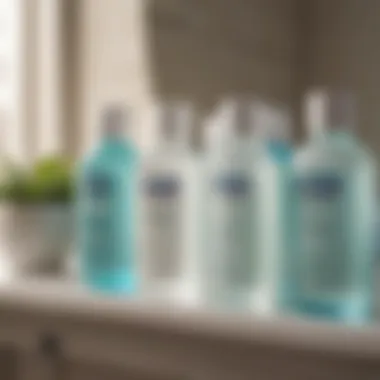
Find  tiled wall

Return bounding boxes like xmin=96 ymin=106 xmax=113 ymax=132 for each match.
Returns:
xmin=76 ymin=0 xmax=299 ymax=150
xmin=145 ymin=0 xmax=298 ymax=106
xmin=76 ymin=0 xmax=380 ymax=153
xmin=304 ymin=0 xmax=380 ymax=155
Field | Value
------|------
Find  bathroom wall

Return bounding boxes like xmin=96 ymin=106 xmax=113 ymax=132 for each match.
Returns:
xmin=72 ymin=0 xmax=380 ymax=154
xmin=73 ymin=0 xmax=300 ymax=151
xmin=145 ymin=0 xmax=299 ymax=107
xmin=304 ymin=0 xmax=380 ymax=154
xmin=68 ymin=0 xmax=153 ymax=154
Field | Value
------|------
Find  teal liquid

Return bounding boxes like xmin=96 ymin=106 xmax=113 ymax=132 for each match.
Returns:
xmin=263 ymin=139 xmax=294 ymax=312
xmin=287 ymin=132 xmax=376 ymax=324
xmin=266 ymin=140 xmax=292 ymax=164
xmin=77 ymin=136 xmax=138 ymax=294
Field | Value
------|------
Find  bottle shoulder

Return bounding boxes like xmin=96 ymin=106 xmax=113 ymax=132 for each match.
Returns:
xmin=294 ymin=139 xmax=375 ymax=175
xmin=79 ymin=145 xmax=138 ymax=178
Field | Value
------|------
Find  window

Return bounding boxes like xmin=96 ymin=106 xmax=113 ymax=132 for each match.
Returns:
xmin=0 ymin=0 xmax=21 ymax=161
xmin=0 ymin=0 xmax=72 ymax=163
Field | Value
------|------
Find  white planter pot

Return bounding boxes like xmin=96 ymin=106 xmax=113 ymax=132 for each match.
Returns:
xmin=0 ymin=204 xmax=74 ymax=277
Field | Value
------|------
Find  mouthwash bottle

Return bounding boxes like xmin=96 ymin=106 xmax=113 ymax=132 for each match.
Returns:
xmin=255 ymin=104 xmax=294 ymax=312
xmin=259 ymin=105 xmax=293 ymax=164
xmin=202 ymin=99 xmax=265 ymax=311
xmin=138 ymin=103 xmax=198 ymax=304
xmin=289 ymin=90 xmax=376 ymax=323
xmin=77 ymin=106 xmax=138 ymax=294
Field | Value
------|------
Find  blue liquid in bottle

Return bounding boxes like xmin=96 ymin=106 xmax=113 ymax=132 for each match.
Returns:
xmin=77 ymin=107 xmax=138 ymax=294
xmin=266 ymin=140 xmax=292 ymax=163
xmin=256 ymin=104 xmax=294 ymax=313
xmin=288 ymin=91 xmax=376 ymax=324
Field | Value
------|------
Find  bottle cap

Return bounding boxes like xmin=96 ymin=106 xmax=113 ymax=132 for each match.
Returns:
xmin=101 ymin=106 xmax=128 ymax=136
xmin=255 ymin=103 xmax=291 ymax=142
xmin=205 ymin=97 xmax=292 ymax=147
xmin=217 ymin=97 xmax=259 ymax=137
xmin=305 ymin=89 xmax=355 ymax=136
xmin=153 ymin=102 xmax=193 ymax=145
xmin=204 ymin=97 xmax=262 ymax=151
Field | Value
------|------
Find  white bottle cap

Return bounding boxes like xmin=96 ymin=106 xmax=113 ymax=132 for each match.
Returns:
xmin=219 ymin=97 xmax=259 ymax=137
xmin=305 ymin=89 xmax=355 ymax=137
xmin=205 ymin=97 xmax=262 ymax=146
xmin=154 ymin=102 xmax=193 ymax=144
xmin=205 ymin=97 xmax=291 ymax=148
xmin=101 ymin=106 xmax=129 ymax=136
xmin=255 ymin=103 xmax=291 ymax=142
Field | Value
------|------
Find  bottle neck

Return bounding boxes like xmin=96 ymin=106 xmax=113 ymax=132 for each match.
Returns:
xmin=97 ymin=130 xmax=133 ymax=156
xmin=266 ymin=140 xmax=292 ymax=162
xmin=154 ymin=123 xmax=190 ymax=153
xmin=305 ymin=89 xmax=357 ymax=144
xmin=101 ymin=128 xmax=125 ymax=142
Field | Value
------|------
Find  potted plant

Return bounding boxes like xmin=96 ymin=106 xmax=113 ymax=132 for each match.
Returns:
xmin=0 ymin=156 xmax=74 ymax=277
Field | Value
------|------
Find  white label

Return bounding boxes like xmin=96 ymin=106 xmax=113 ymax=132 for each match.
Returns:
xmin=142 ymin=176 xmax=183 ymax=279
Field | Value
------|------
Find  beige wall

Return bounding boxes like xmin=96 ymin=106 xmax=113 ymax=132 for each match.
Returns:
xmin=71 ymin=0 xmax=153 ymax=154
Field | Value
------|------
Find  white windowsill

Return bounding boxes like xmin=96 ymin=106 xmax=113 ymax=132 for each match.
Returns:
xmin=0 ymin=277 xmax=379 ymax=360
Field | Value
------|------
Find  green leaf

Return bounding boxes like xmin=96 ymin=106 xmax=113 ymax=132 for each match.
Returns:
xmin=0 ymin=156 xmax=74 ymax=204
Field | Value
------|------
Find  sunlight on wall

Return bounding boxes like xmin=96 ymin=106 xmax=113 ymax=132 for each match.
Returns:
xmin=0 ymin=0 xmax=22 ymax=162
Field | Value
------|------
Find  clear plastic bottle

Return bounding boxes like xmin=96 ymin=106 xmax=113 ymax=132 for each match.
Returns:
xmin=288 ymin=90 xmax=377 ymax=323
xmin=138 ymin=103 xmax=199 ymax=304
xmin=256 ymin=104 xmax=294 ymax=313
xmin=202 ymin=99 xmax=265 ymax=310
xmin=76 ymin=106 xmax=138 ymax=294
xmin=258 ymin=105 xmax=293 ymax=164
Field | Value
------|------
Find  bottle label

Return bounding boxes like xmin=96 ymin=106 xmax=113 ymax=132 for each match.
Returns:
xmin=84 ymin=174 xmax=130 ymax=271
xmin=142 ymin=176 xmax=183 ymax=279
xmin=208 ymin=173 xmax=256 ymax=292
xmin=297 ymin=174 xmax=349 ymax=296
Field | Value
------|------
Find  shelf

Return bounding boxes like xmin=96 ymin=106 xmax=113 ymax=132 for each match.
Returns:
xmin=0 ymin=278 xmax=379 ymax=361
